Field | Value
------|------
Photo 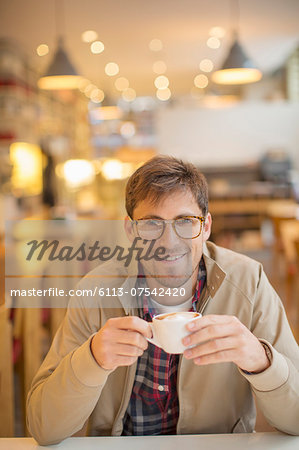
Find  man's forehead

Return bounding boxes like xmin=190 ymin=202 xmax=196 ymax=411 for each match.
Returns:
xmin=133 ymin=188 xmax=201 ymax=216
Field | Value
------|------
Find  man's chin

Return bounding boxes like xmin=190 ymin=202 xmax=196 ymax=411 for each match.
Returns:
xmin=146 ymin=264 xmax=193 ymax=288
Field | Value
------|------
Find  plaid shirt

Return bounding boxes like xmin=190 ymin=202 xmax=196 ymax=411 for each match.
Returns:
xmin=122 ymin=259 xmax=206 ymax=436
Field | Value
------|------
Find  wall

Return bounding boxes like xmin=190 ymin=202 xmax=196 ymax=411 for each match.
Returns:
xmin=156 ymin=101 xmax=299 ymax=169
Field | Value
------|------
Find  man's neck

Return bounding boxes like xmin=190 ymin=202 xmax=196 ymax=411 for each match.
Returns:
xmin=142 ymin=265 xmax=199 ymax=306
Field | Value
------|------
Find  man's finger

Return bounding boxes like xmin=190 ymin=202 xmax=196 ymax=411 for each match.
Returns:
xmin=113 ymin=329 xmax=149 ymax=350
xmin=115 ymin=343 xmax=145 ymax=357
xmin=184 ymin=336 xmax=236 ymax=360
xmin=183 ymin=323 xmax=235 ymax=347
xmin=186 ymin=314 xmax=238 ymax=332
xmin=109 ymin=316 xmax=152 ymax=338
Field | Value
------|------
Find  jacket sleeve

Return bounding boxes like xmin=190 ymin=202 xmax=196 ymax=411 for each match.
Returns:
xmin=26 ymin=298 xmax=113 ymax=446
xmin=240 ymin=265 xmax=299 ymax=435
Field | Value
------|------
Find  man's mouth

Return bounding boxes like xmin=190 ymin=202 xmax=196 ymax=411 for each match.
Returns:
xmin=162 ymin=252 xmax=187 ymax=262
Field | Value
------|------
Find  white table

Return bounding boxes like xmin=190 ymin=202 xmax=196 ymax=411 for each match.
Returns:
xmin=0 ymin=433 xmax=298 ymax=450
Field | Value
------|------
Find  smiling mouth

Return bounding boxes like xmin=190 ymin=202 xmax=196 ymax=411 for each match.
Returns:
xmin=161 ymin=253 xmax=187 ymax=262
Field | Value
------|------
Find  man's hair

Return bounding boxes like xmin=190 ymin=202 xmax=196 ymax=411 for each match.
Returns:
xmin=125 ymin=156 xmax=208 ymax=218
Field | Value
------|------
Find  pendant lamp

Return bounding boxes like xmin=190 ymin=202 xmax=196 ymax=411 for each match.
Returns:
xmin=212 ymin=1 xmax=262 ymax=85
xmin=90 ymin=95 xmax=122 ymax=121
xmin=38 ymin=0 xmax=81 ymax=90
xmin=38 ymin=38 xmax=81 ymax=90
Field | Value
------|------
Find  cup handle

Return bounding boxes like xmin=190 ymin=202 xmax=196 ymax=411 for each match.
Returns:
xmin=146 ymin=323 xmax=162 ymax=349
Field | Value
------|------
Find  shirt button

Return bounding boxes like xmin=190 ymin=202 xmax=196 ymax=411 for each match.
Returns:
xmin=158 ymin=385 xmax=164 ymax=392
xmin=168 ymin=409 xmax=172 ymax=414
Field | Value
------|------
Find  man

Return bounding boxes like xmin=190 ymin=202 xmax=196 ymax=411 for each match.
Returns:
xmin=27 ymin=156 xmax=299 ymax=445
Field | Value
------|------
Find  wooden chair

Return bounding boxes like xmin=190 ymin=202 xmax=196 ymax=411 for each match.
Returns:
xmin=279 ymin=219 xmax=299 ymax=277
xmin=0 ymin=305 xmax=14 ymax=437
xmin=0 ymin=239 xmax=15 ymax=436
xmin=12 ymin=307 xmax=43 ymax=436
xmin=295 ymin=239 xmax=299 ymax=270
xmin=267 ymin=202 xmax=299 ymax=278
xmin=293 ymin=239 xmax=299 ymax=343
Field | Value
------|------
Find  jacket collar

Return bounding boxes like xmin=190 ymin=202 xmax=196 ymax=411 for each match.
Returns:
xmin=202 ymin=242 xmax=226 ymax=299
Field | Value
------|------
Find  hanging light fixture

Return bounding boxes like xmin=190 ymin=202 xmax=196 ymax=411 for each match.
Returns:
xmin=212 ymin=0 xmax=262 ymax=85
xmin=38 ymin=0 xmax=81 ymax=90
xmin=38 ymin=38 xmax=81 ymax=90
xmin=89 ymin=95 xmax=122 ymax=121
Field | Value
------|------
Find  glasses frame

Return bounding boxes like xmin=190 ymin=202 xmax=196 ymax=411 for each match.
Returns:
xmin=130 ymin=215 xmax=206 ymax=240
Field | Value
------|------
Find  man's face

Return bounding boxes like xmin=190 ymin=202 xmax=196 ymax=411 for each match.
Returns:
xmin=126 ymin=188 xmax=211 ymax=290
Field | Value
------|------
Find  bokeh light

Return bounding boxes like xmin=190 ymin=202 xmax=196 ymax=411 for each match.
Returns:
xmin=156 ymin=88 xmax=171 ymax=101
xmin=152 ymin=60 xmax=167 ymax=74
xmin=90 ymin=41 xmax=105 ymax=54
xmin=120 ymin=121 xmax=136 ymax=138
xmin=63 ymin=159 xmax=95 ymax=188
xmin=207 ymin=37 xmax=221 ymax=49
xmin=194 ymin=74 xmax=209 ymax=88
xmin=149 ymin=39 xmax=163 ymax=51
xmin=115 ymin=77 xmax=129 ymax=91
xmin=154 ymin=75 xmax=169 ymax=89
xmin=105 ymin=62 xmax=119 ymax=76
xmin=122 ymin=88 xmax=136 ymax=102
xmin=90 ymin=88 xmax=105 ymax=103
xmin=81 ymin=30 xmax=98 ymax=43
xmin=36 ymin=44 xmax=49 ymax=56
xmin=84 ymin=83 xmax=97 ymax=97
xmin=209 ymin=26 xmax=226 ymax=38
xmin=78 ymin=78 xmax=90 ymax=93
xmin=199 ymin=59 xmax=214 ymax=73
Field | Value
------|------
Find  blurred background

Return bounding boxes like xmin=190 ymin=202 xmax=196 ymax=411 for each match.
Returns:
xmin=0 ymin=0 xmax=299 ymax=438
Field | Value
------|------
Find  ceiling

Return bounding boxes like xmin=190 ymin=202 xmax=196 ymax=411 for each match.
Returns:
xmin=1 ymin=0 xmax=299 ymax=97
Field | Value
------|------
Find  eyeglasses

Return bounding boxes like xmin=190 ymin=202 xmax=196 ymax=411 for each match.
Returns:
xmin=131 ymin=216 xmax=205 ymax=240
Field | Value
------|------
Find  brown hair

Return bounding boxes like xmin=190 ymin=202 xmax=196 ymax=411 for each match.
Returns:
xmin=125 ymin=156 xmax=208 ymax=218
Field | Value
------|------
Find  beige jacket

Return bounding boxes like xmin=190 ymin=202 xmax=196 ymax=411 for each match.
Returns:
xmin=26 ymin=242 xmax=299 ymax=445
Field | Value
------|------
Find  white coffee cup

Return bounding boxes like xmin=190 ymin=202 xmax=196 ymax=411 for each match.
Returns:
xmin=147 ymin=311 xmax=202 ymax=354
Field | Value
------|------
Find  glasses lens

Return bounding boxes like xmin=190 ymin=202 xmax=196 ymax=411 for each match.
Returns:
xmin=174 ymin=217 xmax=202 ymax=239
xmin=137 ymin=219 xmax=164 ymax=240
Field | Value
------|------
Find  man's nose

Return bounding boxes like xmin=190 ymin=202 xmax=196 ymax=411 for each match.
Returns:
xmin=158 ymin=222 xmax=181 ymax=248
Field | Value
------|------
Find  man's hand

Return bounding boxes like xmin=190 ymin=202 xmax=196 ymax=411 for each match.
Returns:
xmin=91 ymin=316 xmax=152 ymax=371
xmin=182 ymin=315 xmax=271 ymax=373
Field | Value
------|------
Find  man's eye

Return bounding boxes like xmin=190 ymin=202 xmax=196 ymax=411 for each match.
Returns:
xmin=177 ymin=218 xmax=193 ymax=224
xmin=145 ymin=220 xmax=162 ymax=227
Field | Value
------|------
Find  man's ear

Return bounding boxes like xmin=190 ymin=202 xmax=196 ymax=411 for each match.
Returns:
xmin=124 ymin=216 xmax=136 ymax=243
xmin=202 ymin=212 xmax=212 ymax=242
